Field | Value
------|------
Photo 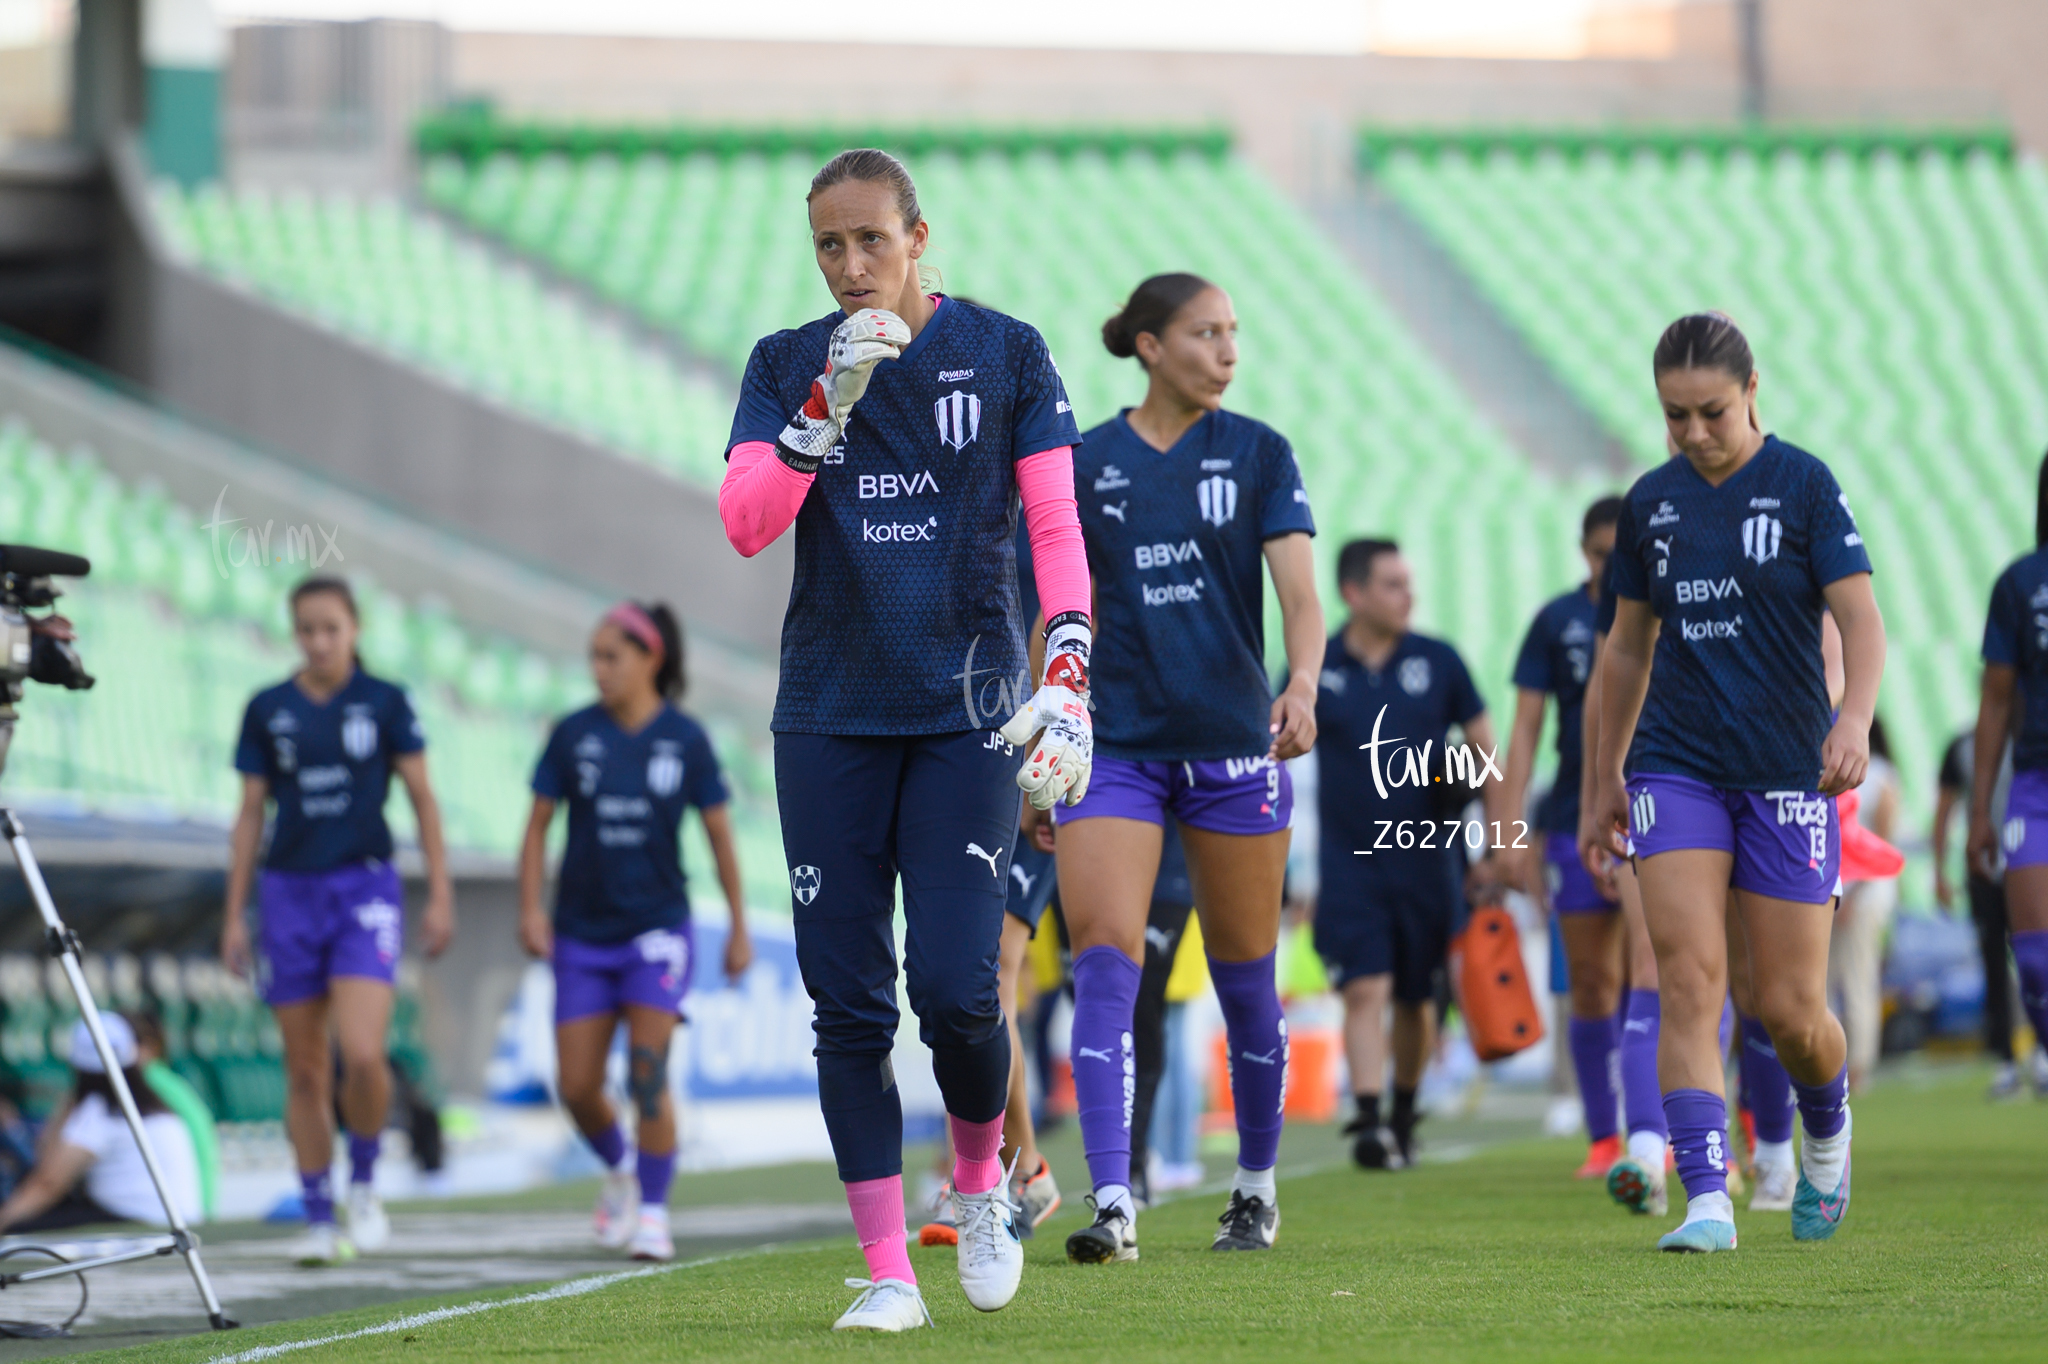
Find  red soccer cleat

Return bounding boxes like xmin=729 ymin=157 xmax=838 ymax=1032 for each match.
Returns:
xmin=1577 ymin=1134 xmax=1623 ymax=1179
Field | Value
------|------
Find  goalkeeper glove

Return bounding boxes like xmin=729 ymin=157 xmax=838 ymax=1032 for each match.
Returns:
xmin=776 ymin=308 xmax=912 ymax=471
xmin=1000 ymin=612 xmax=1094 ymax=809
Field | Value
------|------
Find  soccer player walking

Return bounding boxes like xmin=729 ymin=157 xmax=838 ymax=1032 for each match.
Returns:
xmin=1501 ymin=496 xmax=1625 ymax=1179
xmin=1968 ymin=450 xmax=2048 ymax=1081
xmin=1591 ymin=313 xmax=1884 ymax=1251
xmin=718 ymin=149 xmax=1089 ymax=1331
xmin=518 ymin=601 xmax=751 ymax=1262
xmin=1315 ymin=540 xmax=1504 ymax=1170
xmin=222 ymin=577 xmax=455 ymax=1265
xmin=1052 ymin=273 xmax=1322 ymax=1262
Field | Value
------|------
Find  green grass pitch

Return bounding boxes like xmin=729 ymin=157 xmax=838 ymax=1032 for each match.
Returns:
xmin=85 ymin=1070 xmax=2048 ymax=1363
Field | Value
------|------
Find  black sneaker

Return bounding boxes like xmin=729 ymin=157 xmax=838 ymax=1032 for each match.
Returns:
xmin=1065 ymin=1196 xmax=1138 ymax=1264
xmin=1211 ymin=1190 xmax=1279 ymax=1251
xmin=1350 ymin=1124 xmax=1406 ymax=1170
xmin=1391 ymin=1115 xmax=1422 ymax=1167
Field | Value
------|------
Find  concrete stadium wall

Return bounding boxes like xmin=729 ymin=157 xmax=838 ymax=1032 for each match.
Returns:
xmin=99 ymin=139 xmax=794 ymax=669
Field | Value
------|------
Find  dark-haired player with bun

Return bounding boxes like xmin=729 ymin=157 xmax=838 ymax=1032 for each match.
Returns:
xmin=223 ymin=576 xmax=455 ymax=1266
xmin=519 ymin=601 xmax=750 ymax=1264
xmin=1592 ymin=312 xmax=1884 ymax=1252
xmin=1053 ymin=272 xmax=1321 ymax=1263
xmin=1501 ymin=496 xmax=1624 ymax=1179
xmin=718 ymin=148 xmax=1087 ymax=1331
xmin=1968 ymin=449 xmax=2048 ymax=1078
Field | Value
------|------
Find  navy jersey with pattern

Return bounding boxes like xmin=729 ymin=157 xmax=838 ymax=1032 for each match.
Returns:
xmin=1315 ymin=632 xmax=1486 ymax=876
xmin=1609 ymin=436 xmax=1872 ymax=791
xmin=235 ymin=669 xmax=424 ymax=872
xmin=729 ymin=298 xmax=1082 ymax=735
xmin=1983 ymin=547 xmax=2048 ymax=772
xmin=1512 ymin=587 xmax=1600 ymax=832
xmin=1075 ymin=410 xmax=1315 ymax=761
xmin=532 ymin=704 xmax=731 ymax=944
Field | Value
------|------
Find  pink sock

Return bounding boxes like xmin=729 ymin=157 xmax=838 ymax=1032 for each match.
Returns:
xmin=949 ymin=1114 xmax=1006 ymax=1196
xmin=844 ymin=1176 xmax=915 ymax=1286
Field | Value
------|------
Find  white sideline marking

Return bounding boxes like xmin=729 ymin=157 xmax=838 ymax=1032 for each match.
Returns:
xmin=202 ymin=1247 xmax=764 ymax=1364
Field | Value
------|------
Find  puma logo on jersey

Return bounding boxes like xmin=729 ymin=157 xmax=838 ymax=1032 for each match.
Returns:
xmin=1077 ymin=1046 xmax=1116 ymax=1063
xmin=965 ymin=842 xmax=1003 ymax=877
xmin=1239 ymin=1049 xmax=1280 ymax=1066
xmin=1102 ymin=501 xmax=1128 ymax=522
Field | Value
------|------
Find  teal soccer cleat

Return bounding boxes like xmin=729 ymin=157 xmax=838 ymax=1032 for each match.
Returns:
xmin=1658 ymin=1218 xmax=1738 ymax=1253
xmin=1792 ymin=1153 xmax=1850 ymax=1241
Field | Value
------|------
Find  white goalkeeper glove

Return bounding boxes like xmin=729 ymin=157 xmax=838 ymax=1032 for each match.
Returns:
xmin=1000 ymin=613 xmax=1094 ymax=809
xmin=776 ymin=308 xmax=912 ymax=471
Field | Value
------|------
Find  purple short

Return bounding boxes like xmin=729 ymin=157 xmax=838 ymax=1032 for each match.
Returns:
xmin=553 ymin=926 xmax=693 ymax=1025
xmin=2003 ymin=769 xmax=2048 ymax=870
xmin=1626 ymin=773 xmax=1841 ymax=905
xmin=256 ymin=860 xmax=404 ymax=1006
xmin=1053 ymin=753 xmax=1292 ymax=836
xmin=1544 ymin=831 xmax=1616 ymax=913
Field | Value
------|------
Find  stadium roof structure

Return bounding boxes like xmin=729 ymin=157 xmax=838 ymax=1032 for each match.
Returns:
xmin=415 ymin=114 xmax=1234 ymax=165
xmin=1356 ymin=125 xmax=2017 ymax=168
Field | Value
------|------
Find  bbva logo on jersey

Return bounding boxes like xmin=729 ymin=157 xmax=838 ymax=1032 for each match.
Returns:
xmin=1197 ymin=475 xmax=1238 ymax=527
xmin=934 ymin=390 xmax=981 ymax=450
xmin=1741 ymin=513 xmax=1782 ymax=566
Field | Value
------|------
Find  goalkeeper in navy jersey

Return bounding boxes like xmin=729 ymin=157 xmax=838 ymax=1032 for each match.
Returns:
xmin=716 ymin=148 xmax=1089 ymax=1331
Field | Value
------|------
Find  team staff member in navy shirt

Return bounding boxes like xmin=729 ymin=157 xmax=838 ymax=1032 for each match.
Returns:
xmin=1049 ymin=273 xmax=1322 ymax=1262
xmin=1315 ymin=540 xmax=1504 ymax=1171
xmin=1592 ymin=313 xmax=1884 ymax=1253
xmin=1969 ymin=451 xmax=2048 ymax=1072
xmin=519 ymin=601 xmax=749 ymax=1264
xmin=223 ymin=577 xmax=454 ymax=1267
xmin=717 ymin=149 xmax=1089 ymax=1331
xmin=1502 ymin=496 xmax=1624 ymax=1180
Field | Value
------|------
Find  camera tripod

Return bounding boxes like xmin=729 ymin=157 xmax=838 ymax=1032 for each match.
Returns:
xmin=0 ymin=803 xmax=237 ymax=1333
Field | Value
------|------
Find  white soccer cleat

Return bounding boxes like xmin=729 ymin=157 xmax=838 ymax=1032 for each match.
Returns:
xmin=1749 ymin=1159 xmax=1797 ymax=1212
xmin=952 ymin=1183 xmax=1024 ymax=1311
xmin=832 ymin=1277 xmax=931 ymax=1332
xmin=629 ymin=1207 xmax=675 ymax=1262
xmin=290 ymin=1221 xmax=357 ymax=1267
xmin=1065 ymin=1195 xmax=1139 ymax=1264
xmin=595 ymin=1167 xmax=639 ymax=1249
xmin=346 ymin=1185 xmax=390 ymax=1252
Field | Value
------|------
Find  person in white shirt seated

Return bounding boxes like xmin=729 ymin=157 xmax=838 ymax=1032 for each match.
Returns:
xmin=0 ymin=1016 xmax=202 ymax=1234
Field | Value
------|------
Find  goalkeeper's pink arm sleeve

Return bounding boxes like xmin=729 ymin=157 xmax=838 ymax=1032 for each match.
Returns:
xmin=1017 ymin=446 xmax=1090 ymax=625
xmin=719 ymin=440 xmax=812 ymax=557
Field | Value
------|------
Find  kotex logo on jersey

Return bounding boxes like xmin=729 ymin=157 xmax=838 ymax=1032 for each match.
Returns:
xmin=934 ymin=390 xmax=981 ymax=450
xmin=1197 ymin=475 xmax=1238 ymax=527
xmin=862 ymin=516 xmax=939 ymax=543
xmin=298 ymin=764 xmax=352 ymax=818
xmin=1144 ymin=577 xmax=1205 ymax=606
xmin=1681 ymin=614 xmax=1743 ymax=642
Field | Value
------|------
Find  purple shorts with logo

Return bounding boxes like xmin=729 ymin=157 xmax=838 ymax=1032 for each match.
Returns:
xmin=256 ymin=860 xmax=404 ymax=1006
xmin=2003 ymin=768 xmax=2048 ymax=870
xmin=1626 ymin=773 xmax=1841 ymax=905
xmin=1544 ymin=831 xmax=1617 ymax=913
xmin=553 ymin=926 xmax=694 ymax=1025
xmin=1053 ymin=753 xmax=1292 ymax=836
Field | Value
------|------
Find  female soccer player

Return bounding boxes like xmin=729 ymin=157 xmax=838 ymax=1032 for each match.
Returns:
xmin=1591 ymin=313 xmax=1884 ymax=1252
xmin=1503 ymin=495 xmax=1623 ymax=1179
xmin=222 ymin=576 xmax=454 ymax=1266
xmin=518 ymin=601 xmax=750 ymax=1263
xmin=1052 ymin=272 xmax=1322 ymax=1262
xmin=717 ymin=148 xmax=1088 ymax=1332
xmin=1968 ymin=449 xmax=2048 ymax=1069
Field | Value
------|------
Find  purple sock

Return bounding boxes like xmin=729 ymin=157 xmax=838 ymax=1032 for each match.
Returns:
xmin=587 ymin=1121 xmax=628 ymax=1169
xmin=637 ymin=1148 xmax=675 ymax=1208
xmin=1718 ymin=998 xmax=1734 ymax=1061
xmin=1739 ymin=1014 xmax=1795 ymax=1143
xmin=2013 ymin=931 xmax=2048 ymax=1044
xmin=1791 ymin=1065 xmax=1848 ymax=1140
xmin=1664 ymin=1087 xmax=1730 ymax=1201
xmin=1070 ymin=945 xmax=1142 ymax=1193
xmin=1207 ymin=952 xmax=1288 ymax=1172
xmin=301 ymin=1167 xmax=335 ymax=1225
xmin=347 ymin=1132 xmax=380 ymax=1186
xmin=1568 ymin=1014 xmax=1620 ymax=1141
xmin=1621 ymin=990 xmax=1667 ymax=1139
